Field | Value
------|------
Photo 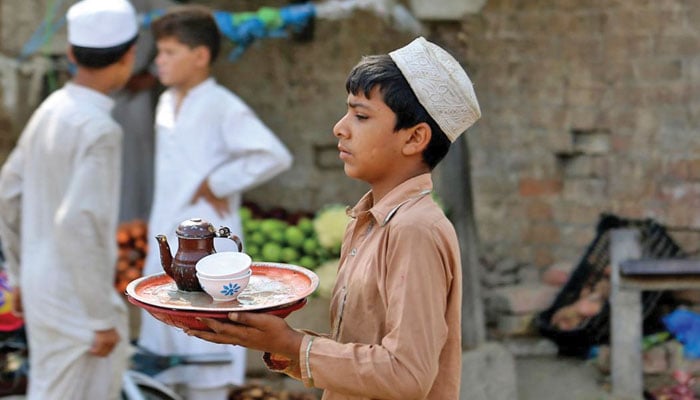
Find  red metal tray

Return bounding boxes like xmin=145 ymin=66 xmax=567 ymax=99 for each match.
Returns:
xmin=126 ymin=262 xmax=318 ymax=331
xmin=129 ymin=296 xmax=307 ymax=331
xmin=126 ymin=262 xmax=318 ymax=312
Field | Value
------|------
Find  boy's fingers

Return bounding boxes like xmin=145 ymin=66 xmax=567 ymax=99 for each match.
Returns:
xmin=198 ymin=317 xmax=249 ymax=337
xmin=228 ymin=312 xmax=245 ymax=324
xmin=185 ymin=321 xmax=241 ymax=345
xmin=228 ymin=312 xmax=273 ymax=329
xmin=198 ymin=317 xmax=229 ymax=333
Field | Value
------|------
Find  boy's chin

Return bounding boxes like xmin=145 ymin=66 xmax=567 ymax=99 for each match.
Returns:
xmin=157 ymin=74 xmax=175 ymax=86
xmin=343 ymin=167 xmax=362 ymax=181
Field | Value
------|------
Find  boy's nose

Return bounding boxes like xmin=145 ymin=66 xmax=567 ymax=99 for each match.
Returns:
xmin=332 ymin=115 xmax=348 ymax=138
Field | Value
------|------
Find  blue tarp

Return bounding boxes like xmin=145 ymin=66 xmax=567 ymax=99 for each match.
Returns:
xmin=663 ymin=308 xmax=700 ymax=358
xmin=21 ymin=3 xmax=317 ymax=62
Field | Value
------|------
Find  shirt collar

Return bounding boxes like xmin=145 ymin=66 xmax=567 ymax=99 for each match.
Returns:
xmin=65 ymin=82 xmax=115 ymax=112
xmin=163 ymin=77 xmax=216 ymax=103
xmin=184 ymin=77 xmax=216 ymax=99
xmin=178 ymin=77 xmax=216 ymax=98
xmin=349 ymin=173 xmax=434 ymax=226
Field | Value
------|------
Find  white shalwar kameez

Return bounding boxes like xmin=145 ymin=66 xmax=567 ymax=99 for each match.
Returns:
xmin=138 ymin=78 xmax=293 ymax=391
xmin=0 ymin=83 xmax=128 ymax=400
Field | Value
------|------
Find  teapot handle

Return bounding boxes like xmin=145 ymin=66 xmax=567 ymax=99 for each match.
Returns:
xmin=216 ymin=227 xmax=243 ymax=252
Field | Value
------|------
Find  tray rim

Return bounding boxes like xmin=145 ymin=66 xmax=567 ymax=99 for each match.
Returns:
xmin=129 ymin=296 xmax=308 ymax=318
xmin=126 ymin=261 xmax=319 ymax=312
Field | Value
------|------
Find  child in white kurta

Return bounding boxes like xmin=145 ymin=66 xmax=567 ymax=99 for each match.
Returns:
xmin=137 ymin=6 xmax=293 ymax=399
xmin=0 ymin=1 xmax=139 ymax=399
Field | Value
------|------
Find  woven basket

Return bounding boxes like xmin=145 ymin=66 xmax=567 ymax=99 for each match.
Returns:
xmin=535 ymin=213 xmax=686 ymax=357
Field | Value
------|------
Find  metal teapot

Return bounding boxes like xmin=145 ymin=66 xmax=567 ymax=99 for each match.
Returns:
xmin=156 ymin=218 xmax=242 ymax=292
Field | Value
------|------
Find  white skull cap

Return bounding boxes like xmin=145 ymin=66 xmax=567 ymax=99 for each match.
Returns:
xmin=67 ymin=0 xmax=138 ymax=48
xmin=389 ymin=37 xmax=481 ymax=142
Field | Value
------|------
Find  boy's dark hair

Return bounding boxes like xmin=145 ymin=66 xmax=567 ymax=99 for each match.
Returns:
xmin=71 ymin=35 xmax=137 ymax=69
xmin=152 ymin=5 xmax=221 ymax=64
xmin=345 ymin=54 xmax=451 ymax=169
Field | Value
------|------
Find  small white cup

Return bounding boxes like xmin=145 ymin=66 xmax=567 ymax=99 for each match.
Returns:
xmin=198 ymin=269 xmax=252 ymax=302
xmin=196 ymin=252 xmax=252 ymax=279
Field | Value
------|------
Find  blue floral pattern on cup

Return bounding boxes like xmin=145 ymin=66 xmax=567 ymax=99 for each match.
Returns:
xmin=221 ymin=283 xmax=241 ymax=297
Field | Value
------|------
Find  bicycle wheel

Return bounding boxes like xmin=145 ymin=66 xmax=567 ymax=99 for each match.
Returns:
xmin=122 ymin=370 xmax=182 ymax=400
xmin=124 ymin=384 xmax=179 ymax=400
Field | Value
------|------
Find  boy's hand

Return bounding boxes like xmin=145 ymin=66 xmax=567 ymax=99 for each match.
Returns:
xmin=191 ymin=180 xmax=230 ymax=218
xmin=90 ymin=328 xmax=120 ymax=357
xmin=10 ymin=287 xmax=22 ymax=317
xmin=185 ymin=312 xmax=304 ymax=361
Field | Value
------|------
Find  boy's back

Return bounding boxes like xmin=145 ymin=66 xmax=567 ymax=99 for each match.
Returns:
xmin=0 ymin=1 xmax=138 ymax=397
xmin=5 ymin=81 xmax=125 ymax=350
xmin=20 ymin=85 xmax=121 ymax=194
xmin=12 ymin=83 xmax=122 ymax=258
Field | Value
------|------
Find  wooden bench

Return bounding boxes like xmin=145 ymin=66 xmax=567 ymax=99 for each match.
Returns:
xmin=610 ymin=228 xmax=700 ymax=399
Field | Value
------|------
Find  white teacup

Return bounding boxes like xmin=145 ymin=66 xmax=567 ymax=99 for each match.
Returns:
xmin=198 ymin=269 xmax=252 ymax=302
xmin=196 ymin=252 xmax=252 ymax=279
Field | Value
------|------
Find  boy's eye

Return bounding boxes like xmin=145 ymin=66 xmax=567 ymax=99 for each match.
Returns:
xmin=355 ymin=114 xmax=368 ymax=121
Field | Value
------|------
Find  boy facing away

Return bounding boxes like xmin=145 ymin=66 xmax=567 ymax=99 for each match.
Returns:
xmin=0 ymin=0 xmax=138 ymax=398
xmin=137 ymin=5 xmax=293 ymax=399
xmin=185 ymin=37 xmax=481 ymax=400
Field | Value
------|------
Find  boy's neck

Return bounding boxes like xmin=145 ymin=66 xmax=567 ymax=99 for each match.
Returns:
xmin=370 ymin=166 xmax=431 ymax=204
xmin=172 ymin=73 xmax=210 ymax=112
xmin=71 ymin=67 xmax=120 ymax=95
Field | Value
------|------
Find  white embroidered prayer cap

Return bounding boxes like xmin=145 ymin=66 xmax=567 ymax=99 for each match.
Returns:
xmin=389 ymin=37 xmax=481 ymax=142
xmin=67 ymin=0 xmax=138 ymax=48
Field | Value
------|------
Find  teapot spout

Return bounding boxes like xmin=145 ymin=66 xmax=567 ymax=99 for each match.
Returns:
xmin=156 ymin=235 xmax=174 ymax=278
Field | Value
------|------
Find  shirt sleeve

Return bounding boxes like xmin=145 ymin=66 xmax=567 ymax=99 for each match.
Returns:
xmin=0 ymin=145 xmax=25 ymax=287
xmin=207 ymin=106 xmax=293 ymax=198
xmin=53 ymin=126 xmax=122 ymax=331
xmin=304 ymin=223 xmax=453 ymax=399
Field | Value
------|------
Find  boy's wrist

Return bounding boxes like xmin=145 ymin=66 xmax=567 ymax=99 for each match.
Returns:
xmin=282 ymin=329 xmax=305 ymax=360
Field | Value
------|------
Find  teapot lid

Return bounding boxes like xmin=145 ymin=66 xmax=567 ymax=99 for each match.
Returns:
xmin=176 ymin=218 xmax=217 ymax=239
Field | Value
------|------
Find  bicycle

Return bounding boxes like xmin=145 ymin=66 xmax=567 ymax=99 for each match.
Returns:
xmin=123 ymin=344 xmax=233 ymax=400
xmin=0 ymin=243 xmax=234 ymax=400
xmin=0 ymin=329 xmax=232 ymax=400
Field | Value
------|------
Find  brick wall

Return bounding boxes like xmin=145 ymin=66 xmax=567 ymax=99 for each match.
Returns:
xmin=431 ymin=0 xmax=700 ymax=268
xmin=2 ymin=1 xmax=699 ymax=272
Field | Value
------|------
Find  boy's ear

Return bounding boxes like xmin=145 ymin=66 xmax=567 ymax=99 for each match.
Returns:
xmin=194 ymin=45 xmax=211 ymax=67
xmin=67 ymin=47 xmax=77 ymax=64
xmin=120 ymin=45 xmax=136 ymax=65
xmin=402 ymin=122 xmax=431 ymax=156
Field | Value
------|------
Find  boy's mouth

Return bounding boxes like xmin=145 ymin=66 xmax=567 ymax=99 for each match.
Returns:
xmin=338 ymin=145 xmax=351 ymax=158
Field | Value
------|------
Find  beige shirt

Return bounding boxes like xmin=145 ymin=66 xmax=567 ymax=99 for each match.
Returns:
xmin=270 ymin=173 xmax=462 ymax=399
